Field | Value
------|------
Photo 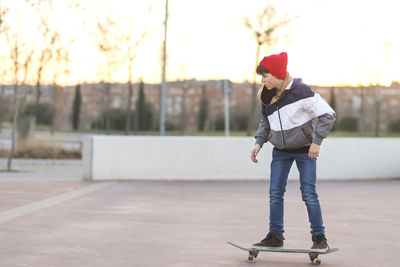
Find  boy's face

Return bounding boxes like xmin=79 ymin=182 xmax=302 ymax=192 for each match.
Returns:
xmin=261 ymin=73 xmax=281 ymax=90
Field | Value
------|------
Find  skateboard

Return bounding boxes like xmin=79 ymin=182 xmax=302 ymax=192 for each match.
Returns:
xmin=227 ymin=242 xmax=339 ymax=265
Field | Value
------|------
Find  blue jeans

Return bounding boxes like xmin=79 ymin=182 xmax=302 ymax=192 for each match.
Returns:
xmin=269 ymin=149 xmax=325 ymax=234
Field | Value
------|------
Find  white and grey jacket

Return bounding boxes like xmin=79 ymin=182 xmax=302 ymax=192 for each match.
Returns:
xmin=255 ymin=78 xmax=336 ymax=149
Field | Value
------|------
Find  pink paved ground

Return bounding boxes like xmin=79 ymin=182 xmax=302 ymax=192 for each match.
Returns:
xmin=0 ymin=181 xmax=90 ymax=211
xmin=0 ymin=179 xmax=399 ymax=266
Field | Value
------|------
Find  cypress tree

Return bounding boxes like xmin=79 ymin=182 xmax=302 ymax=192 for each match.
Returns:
xmin=197 ymin=85 xmax=208 ymax=131
xmin=72 ymin=84 xmax=82 ymax=131
xmin=134 ymin=80 xmax=145 ymax=132
xmin=329 ymin=87 xmax=337 ymax=131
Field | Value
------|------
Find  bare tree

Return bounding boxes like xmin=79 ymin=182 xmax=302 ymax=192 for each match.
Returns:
xmin=31 ymin=0 xmax=80 ymax=126
xmin=122 ymin=17 xmax=151 ymax=134
xmin=175 ymin=63 xmax=189 ymax=135
xmin=8 ymin=41 xmax=19 ymax=171
xmin=0 ymin=69 xmax=7 ymax=133
xmin=34 ymin=16 xmax=60 ymax=119
xmin=244 ymin=4 xmax=297 ymax=135
xmin=50 ymin=44 xmax=71 ymax=134
xmin=1 ymin=0 xmax=37 ymax=170
xmin=358 ymin=59 xmax=366 ymax=134
xmin=0 ymin=0 xmax=8 ymax=30
xmin=5 ymin=26 xmax=35 ymax=171
xmin=0 ymin=1 xmax=9 ymax=133
xmin=92 ymin=13 xmax=120 ymax=133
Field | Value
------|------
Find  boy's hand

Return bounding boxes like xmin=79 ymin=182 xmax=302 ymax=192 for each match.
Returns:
xmin=251 ymin=144 xmax=261 ymax=163
xmin=308 ymin=143 xmax=320 ymax=158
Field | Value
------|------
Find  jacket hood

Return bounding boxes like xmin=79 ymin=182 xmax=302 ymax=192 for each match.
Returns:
xmin=257 ymin=74 xmax=297 ymax=106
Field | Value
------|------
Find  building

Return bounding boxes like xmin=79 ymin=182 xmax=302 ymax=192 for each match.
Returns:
xmin=1 ymin=80 xmax=400 ymax=133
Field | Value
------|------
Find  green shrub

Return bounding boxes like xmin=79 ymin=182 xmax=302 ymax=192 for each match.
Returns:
xmin=91 ymin=108 xmax=135 ymax=131
xmin=389 ymin=118 xmax=400 ymax=133
xmin=212 ymin=113 xmax=249 ymax=132
xmin=231 ymin=112 xmax=249 ymax=131
xmin=165 ymin=121 xmax=178 ymax=131
xmin=336 ymin=116 xmax=359 ymax=132
xmin=214 ymin=116 xmax=225 ymax=131
xmin=21 ymin=103 xmax=54 ymax=125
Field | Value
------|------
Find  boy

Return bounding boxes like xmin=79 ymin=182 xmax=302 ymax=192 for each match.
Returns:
xmin=250 ymin=52 xmax=336 ymax=252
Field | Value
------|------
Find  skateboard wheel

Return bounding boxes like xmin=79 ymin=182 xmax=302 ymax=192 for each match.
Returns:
xmin=312 ymin=257 xmax=321 ymax=265
xmin=248 ymin=255 xmax=255 ymax=263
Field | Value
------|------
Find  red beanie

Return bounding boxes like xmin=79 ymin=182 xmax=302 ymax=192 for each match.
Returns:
xmin=259 ymin=52 xmax=288 ymax=80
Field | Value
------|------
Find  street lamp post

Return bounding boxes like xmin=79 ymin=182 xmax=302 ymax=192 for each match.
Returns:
xmin=160 ymin=0 xmax=168 ymax=135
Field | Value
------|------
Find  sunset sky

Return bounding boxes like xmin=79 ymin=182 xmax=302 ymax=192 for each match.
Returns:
xmin=1 ymin=0 xmax=399 ymax=86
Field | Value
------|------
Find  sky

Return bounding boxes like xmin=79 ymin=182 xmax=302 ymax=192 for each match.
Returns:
xmin=1 ymin=0 xmax=399 ymax=86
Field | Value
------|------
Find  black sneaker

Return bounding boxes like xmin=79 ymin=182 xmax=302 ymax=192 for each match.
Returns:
xmin=311 ymin=233 xmax=329 ymax=252
xmin=252 ymin=231 xmax=284 ymax=248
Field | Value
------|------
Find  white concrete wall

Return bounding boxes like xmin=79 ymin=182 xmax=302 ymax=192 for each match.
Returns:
xmin=82 ymin=136 xmax=400 ymax=181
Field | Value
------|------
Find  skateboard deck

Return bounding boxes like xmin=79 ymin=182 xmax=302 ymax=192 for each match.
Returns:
xmin=227 ymin=242 xmax=339 ymax=265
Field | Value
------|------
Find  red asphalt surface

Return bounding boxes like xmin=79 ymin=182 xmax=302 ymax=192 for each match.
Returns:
xmin=0 ymin=179 xmax=399 ymax=267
